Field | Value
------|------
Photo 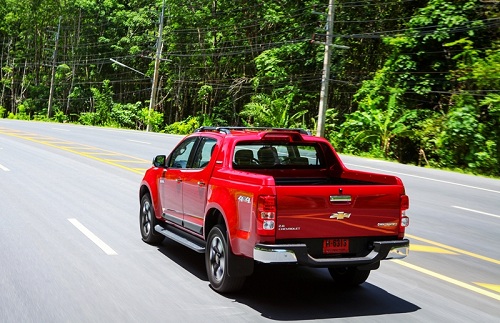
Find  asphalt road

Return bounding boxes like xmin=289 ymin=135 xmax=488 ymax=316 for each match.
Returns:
xmin=1 ymin=119 xmax=499 ymax=323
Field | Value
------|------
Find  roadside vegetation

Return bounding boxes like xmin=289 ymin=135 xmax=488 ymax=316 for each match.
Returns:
xmin=1 ymin=0 xmax=499 ymax=176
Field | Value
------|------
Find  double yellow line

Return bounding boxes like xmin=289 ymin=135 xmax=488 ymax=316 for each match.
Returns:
xmin=0 ymin=127 xmax=150 ymax=174
xmin=398 ymin=234 xmax=500 ymax=301
xmin=407 ymin=234 xmax=500 ymax=265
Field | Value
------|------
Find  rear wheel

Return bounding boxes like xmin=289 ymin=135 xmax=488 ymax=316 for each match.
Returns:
xmin=140 ymin=194 xmax=164 ymax=245
xmin=328 ymin=267 xmax=370 ymax=287
xmin=205 ymin=225 xmax=246 ymax=293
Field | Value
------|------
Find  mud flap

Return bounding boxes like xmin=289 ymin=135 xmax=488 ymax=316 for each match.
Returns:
xmin=227 ymin=249 xmax=254 ymax=277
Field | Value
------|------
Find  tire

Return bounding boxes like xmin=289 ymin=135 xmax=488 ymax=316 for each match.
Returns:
xmin=328 ymin=267 xmax=370 ymax=287
xmin=205 ymin=225 xmax=246 ymax=293
xmin=140 ymin=194 xmax=164 ymax=245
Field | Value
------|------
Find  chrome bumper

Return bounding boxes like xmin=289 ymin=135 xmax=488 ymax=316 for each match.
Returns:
xmin=386 ymin=244 xmax=409 ymax=259
xmin=253 ymin=239 xmax=410 ymax=266
xmin=253 ymin=246 xmax=298 ymax=263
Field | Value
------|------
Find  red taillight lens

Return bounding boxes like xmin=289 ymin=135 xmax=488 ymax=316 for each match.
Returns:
xmin=257 ymin=195 xmax=276 ymax=236
xmin=401 ymin=195 xmax=409 ymax=210
xmin=399 ymin=195 xmax=410 ymax=238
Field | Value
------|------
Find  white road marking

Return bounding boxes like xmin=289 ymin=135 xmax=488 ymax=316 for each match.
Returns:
xmin=452 ymin=206 xmax=500 ymax=219
xmin=68 ymin=218 xmax=118 ymax=255
xmin=128 ymin=139 xmax=150 ymax=144
xmin=345 ymin=163 xmax=500 ymax=194
xmin=0 ymin=163 xmax=10 ymax=171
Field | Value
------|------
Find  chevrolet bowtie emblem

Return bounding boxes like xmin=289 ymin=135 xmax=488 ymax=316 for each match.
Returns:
xmin=330 ymin=212 xmax=351 ymax=220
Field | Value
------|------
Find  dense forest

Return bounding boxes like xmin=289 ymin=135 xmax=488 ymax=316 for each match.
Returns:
xmin=1 ymin=0 xmax=499 ymax=176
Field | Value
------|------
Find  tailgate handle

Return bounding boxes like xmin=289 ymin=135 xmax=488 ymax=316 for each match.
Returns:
xmin=330 ymin=195 xmax=352 ymax=203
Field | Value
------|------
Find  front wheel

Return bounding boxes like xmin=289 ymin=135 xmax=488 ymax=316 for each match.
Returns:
xmin=205 ymin=225 xmax=246 ymax=293
xmin=140 ymin=194 xmax=164 ymax=245
xmin=328 ymin=267 xmax=370 ymax=287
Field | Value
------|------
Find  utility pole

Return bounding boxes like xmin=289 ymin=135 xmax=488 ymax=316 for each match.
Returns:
xmin=316 ymin=0 xmax=334 ymax=138
xmin=313 ymin=1 xmax=349 ymax=137
xmin=47 ymin=16 xmax=61 ymax=118
xmin=147 ymin=0 xmax=165 ymax=132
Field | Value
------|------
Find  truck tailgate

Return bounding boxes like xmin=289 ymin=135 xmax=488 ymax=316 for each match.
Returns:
xmin=275 ymin=185 xmax=404 ymax=240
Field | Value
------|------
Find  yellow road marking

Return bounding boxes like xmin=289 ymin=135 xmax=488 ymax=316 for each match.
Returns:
xmin=393 ymin=260 xmax=500 ymax=301
xmin=103 ymin=159 xmax=146 ymax=163
xmin=85 ymin=152 xmax=123 ymax=156
xmin=411 ymin=244 xmax=457 ymax=255
xmin=0 ymin=127 xmax=150 ymax=174
xmin=407 ymin=234 xmax=500 ymax=265
xmin=475 ymin=283 xmax=500 ymax=293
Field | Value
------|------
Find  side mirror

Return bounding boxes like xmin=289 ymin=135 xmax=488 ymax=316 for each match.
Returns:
xmin=153 ymin=155 xmax=166 ymax=167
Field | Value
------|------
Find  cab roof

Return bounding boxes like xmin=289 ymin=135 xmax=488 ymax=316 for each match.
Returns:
xmin=195 ymin=126 xmax=311 ymax=135
xmin=194 ymin=126 xmax=313 ymax=142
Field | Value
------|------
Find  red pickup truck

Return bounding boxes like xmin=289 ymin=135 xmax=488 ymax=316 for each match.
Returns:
xmin=139 ymin=127 xmax=410 ymax=293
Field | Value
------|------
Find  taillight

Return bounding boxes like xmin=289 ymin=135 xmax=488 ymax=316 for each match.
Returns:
xmin=401 ymin=195 xmax=409 ymax=211
xmin=257 ymin=195 xmax=276 ymax=236
xmin=399 ymin=195 xmax=410 ymax=239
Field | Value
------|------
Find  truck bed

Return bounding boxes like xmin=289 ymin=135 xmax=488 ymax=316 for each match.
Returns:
xmin=273 ymin=177 xmax=377 ymax=186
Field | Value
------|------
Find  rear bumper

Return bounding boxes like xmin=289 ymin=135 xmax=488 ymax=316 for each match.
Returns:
xmin=253 ymin=239 xmax=409 ymax=267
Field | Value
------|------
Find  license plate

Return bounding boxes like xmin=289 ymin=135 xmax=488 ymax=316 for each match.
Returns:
xmin=323 ymin=238 xmax=349 ymax=254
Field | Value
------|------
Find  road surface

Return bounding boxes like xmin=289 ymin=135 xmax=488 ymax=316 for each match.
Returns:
xmin=1 ymin=119 xmax=499 ymax=322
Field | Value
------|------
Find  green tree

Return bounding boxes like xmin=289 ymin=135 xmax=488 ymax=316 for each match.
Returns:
xmin=440 ymin=38 xmax=500 ymax=174
xmin=341 ymin=89 xmax=415 ymax=158
xmin=92 ymin=80 xmax=114 ymax=125
xmin=1 ymin=0 xmax=499 ymax=176
xmin=240 ymin=90 xmax=307 ymax=128
xmin=351 ymin=0 xmax=499 ymax=173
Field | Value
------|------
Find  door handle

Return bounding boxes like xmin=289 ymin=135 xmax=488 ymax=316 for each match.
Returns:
xmin=197 ymin=181 xmax=206 ymax=187
xmin=176 ymin=178 xmax=182 ymax=183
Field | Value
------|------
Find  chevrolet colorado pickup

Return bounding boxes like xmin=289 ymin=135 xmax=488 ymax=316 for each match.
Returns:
xmin=139 ymin=127 xmax=410 ymax=293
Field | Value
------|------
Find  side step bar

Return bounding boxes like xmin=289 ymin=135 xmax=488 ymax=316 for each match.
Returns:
xmin=155 ymin=224 xmax=206 ymax=253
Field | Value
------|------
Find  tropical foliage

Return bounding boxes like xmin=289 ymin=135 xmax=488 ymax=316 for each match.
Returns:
xmin=1 ymin=0 xmax=499 ymax=175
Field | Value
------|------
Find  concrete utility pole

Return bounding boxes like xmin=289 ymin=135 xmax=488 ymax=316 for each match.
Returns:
xmin=47 ymin=16 xmax=61 ymax=118
xmin=316 ymin=0 xmax=334 ymax=138
xmin=147 ymin=0 xmax=165 ymax=132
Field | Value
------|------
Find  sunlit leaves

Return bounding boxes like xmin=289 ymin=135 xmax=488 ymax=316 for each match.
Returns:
xmin=342 ymin=89 xmax=415 ymax=158
xmin=240 ymin=91 xmax=307 ymax=128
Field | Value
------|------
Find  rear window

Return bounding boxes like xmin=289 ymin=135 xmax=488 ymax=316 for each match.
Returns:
xmin=233 ymin=143 xmax=323 ymax=169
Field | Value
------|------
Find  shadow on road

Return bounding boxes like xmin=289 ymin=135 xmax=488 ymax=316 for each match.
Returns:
xmin=234 ymin=264 xmax=420 ymax=320
xmin=157 ymin=240 xmax=420 ymax=320
xmin=157 ymin=240 xmax=207 ymax=281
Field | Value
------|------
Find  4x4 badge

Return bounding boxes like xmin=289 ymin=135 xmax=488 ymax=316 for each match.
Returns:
xmin=330 ymin=212 xmax=351 ymax=220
